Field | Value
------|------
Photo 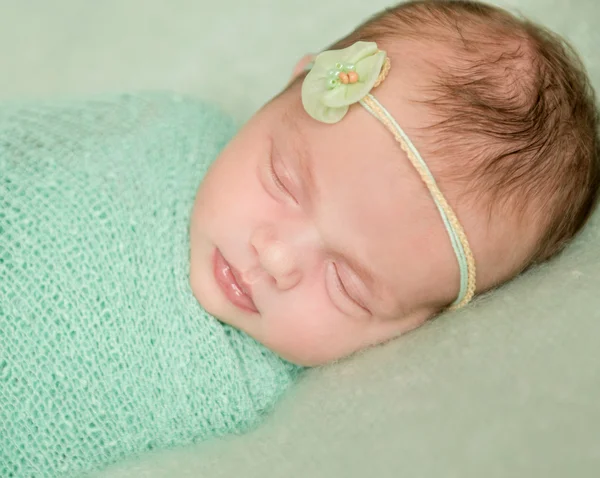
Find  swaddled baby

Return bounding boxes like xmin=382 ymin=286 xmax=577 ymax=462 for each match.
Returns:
xmin=1 ymin=0 xmax=598 ymax=476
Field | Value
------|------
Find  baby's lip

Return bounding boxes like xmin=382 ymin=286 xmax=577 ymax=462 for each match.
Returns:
xmin=229 ymin=263 xmax=254 ymax=299
xmin=213 ymin=248 xmax=258 ymax=313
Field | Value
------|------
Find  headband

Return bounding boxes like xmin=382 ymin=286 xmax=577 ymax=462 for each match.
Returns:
xmin=301 ymin=41 xmax=476 ymax=309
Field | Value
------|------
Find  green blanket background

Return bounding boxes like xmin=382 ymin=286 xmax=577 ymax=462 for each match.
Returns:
xmin=0 ymin=93 xmax=300 ymax=477
xmin=0 ymin=0 xmax=598 ymax=476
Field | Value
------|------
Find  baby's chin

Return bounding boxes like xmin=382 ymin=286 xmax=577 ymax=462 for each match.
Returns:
xmin=191 ymin=289 xmax=335 ymax=367
xmin=189 ymin=244 xmax=224 ymax=317
xmin=189 ymin=267 xmax=219 ymax=317
xmin=190 ymin=278 xmax=248 ymax=337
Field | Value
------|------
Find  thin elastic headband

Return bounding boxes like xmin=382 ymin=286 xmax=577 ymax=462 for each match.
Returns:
xmin=301 ymin=41 xmax=476 ymax=309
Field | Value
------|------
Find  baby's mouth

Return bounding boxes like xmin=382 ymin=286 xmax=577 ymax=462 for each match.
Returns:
xmin=213 ymin=248 xmax=258 ymax=313
xmin=230 ymin=265 xmax=253 ymax=297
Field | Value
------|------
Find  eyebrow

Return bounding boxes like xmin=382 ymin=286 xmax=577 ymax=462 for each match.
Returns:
xmin=281 ymin=110 xmax=382 ymax=309
xmin=282 ymin=111 xmax=318 ymax=210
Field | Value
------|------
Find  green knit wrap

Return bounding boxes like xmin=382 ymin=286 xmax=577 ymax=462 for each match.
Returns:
xmin=0 ymin=93 xmax=301 ymax=477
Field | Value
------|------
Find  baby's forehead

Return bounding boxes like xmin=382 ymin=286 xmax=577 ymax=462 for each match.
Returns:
xmin=271 ymin=83 xmax=429 ymax=191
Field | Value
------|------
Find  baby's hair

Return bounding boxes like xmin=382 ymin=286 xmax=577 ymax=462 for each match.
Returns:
xmin=327 ymin=0 xmax=600 ymax=267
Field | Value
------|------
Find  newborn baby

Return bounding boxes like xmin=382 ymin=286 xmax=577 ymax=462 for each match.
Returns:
xmin=1 ymin=0 xmax=598 ymax=476
xmin=190 ymin=0 xmax=600 ymax=366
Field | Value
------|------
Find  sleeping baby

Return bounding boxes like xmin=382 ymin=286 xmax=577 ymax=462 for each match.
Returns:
xmin=190 ymin=0 xmax=599 ymax=366
xmin=1 ymin=0 xmax=598 ymax=476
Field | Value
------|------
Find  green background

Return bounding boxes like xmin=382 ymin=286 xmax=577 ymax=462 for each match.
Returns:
xmin=2 ymin=1 xmax=598 ymax=476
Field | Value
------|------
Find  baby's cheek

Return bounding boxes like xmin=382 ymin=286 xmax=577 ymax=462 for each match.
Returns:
xmin=259 ymin=300 xmax=357 ymax=366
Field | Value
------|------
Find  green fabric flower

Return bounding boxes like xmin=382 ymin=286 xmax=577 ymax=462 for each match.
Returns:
xmin=301 ymin=41 xmax=387 ymax=124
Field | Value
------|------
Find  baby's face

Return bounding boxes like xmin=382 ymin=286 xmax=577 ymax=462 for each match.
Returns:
xmin=189 ymin=80 xmax=463 ymax=366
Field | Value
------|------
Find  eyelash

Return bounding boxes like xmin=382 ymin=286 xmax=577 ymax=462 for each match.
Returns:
xmin=329 ymin=262 xmax=368 ymax=313
xmin=268 ymin=156 xmax=295 ymax=201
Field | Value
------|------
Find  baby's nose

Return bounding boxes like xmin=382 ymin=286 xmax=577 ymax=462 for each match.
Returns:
xmin=249 ymin=226 xmax=301 ymax=290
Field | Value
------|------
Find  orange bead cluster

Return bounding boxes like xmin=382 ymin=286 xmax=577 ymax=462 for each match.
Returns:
xmin=338 ymin=71 xmax=359 ymax=84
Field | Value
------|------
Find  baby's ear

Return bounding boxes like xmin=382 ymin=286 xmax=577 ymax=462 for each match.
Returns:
xmin=291 ymin=54 xmax=315 ymax=80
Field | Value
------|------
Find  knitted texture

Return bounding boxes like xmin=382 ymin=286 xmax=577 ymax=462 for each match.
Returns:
xmin=0 ymin=93 xmax=302 ymax=477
